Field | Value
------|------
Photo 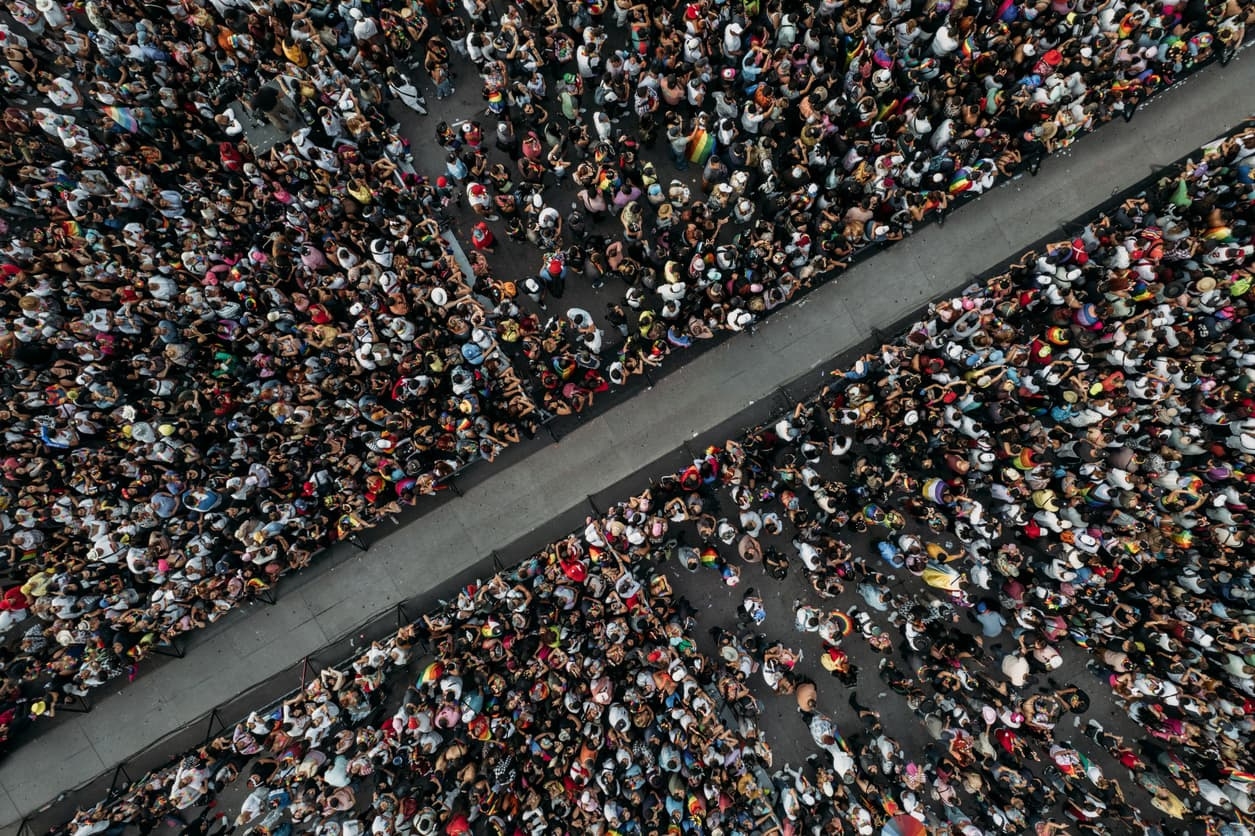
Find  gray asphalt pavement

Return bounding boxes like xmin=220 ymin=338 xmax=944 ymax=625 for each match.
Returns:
xmin=1 ymin=43 xmax=1252 ymax=836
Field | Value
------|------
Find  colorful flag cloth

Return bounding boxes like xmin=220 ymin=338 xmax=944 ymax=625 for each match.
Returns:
xmin=102 ymin=105 xmax=140 ymax=133
xmin=686 ymin=128 xmax=715 ymax=166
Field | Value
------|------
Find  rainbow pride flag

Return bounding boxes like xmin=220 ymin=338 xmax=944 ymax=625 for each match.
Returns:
xmin=686 ymin=128 xmax=715 ymax=166
xmin=102 ymin=106 xmax=140 ymax=133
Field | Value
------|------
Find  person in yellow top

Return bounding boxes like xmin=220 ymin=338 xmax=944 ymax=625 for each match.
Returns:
xmin=280 ymin=37 xmax=309 ymax=68
xmin=20 ymin=567 xmax=57 ymax=599
xmin=1150 ymin=785 xmax=1188 ymax=819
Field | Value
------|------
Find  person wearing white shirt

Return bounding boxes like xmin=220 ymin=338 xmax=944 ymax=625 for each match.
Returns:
xmin=34 ymin=0 xmax=70 ymax=31
xmin=349 ymin=8 xmax=380 ymax=42
xmin=1001 ymin=651 xmax=1031 ymax=687
xmin=576 ymin=43 xmax=600 ymax=79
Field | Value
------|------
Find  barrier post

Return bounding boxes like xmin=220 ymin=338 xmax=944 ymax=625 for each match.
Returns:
xmin=107 ymin=764 xmax=133 ymax=798
xmin=203 ymin=708 xmax=226 ymax=745
xmin=775 ymin=385 xmax=795 ymax=415
xmin=299 ymin=656 xmax=314 ymax=691
xmin=150 ymin=638 xmax=186 ymax=659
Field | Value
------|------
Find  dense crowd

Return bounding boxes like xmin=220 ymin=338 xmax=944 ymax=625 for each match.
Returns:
xmin=57 ymin=125 xmax=1255 ymax=836
xmin=0 ymin=0 xmax=546 ymax=738
xmin=432 ymin=0 xmax=1253 ymax=364
xmin=1 ymin=0 xmax=1252 ymax=747
xmin=66 ymin=525 xmax=786 ymax=836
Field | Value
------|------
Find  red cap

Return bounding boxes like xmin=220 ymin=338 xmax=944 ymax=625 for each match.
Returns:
xmin=470 ymin=183 xmax=486 ymax=195
xmin=436 ymin=176 xmax=448 ymax=187
xmin=547 ymin=259 xmax=563 ymax=275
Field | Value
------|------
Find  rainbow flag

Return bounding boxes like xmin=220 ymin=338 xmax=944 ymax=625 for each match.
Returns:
xmin=949 ymin=169 xmax=974 ymax=194
xmin=1224 ymin=769 xmax=1255 ymax=788
xmin=102 ymin=106 xmax=140 ymax=133
xmin=845 ymin=38 xmax=865 ymax=69
xmin=686 ymin=128 xmax=715 ymax=166
xmin=878 ymin=98 xmax=903 ymax=121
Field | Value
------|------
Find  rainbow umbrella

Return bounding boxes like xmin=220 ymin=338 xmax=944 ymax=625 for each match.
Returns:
xmin=882 ymin=814 xmax=927 ymax=836
xmin=418 ymin=661 xmax=443 ymax=687
xmin=829 ymin=611 xmax=854 ymax=637
xmin=468 ymin=715 xmax=492 ymax=740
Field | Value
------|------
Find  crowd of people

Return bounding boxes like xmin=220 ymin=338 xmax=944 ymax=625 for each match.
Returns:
xmin=428 ymin=0 xmax=1252 ymax=359
xmin=66 ymin=522 xmax=787 ymax=836
xmin=58 ymin=125 xmax=1255 ymax=835
xmin=1 ymin=0 xmax=1253 ymax=750
xmin=733 ymin=123 xmax=1255 ymax=833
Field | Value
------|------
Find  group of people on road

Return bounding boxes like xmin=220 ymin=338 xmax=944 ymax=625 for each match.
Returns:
xmin=0 ymin=0 xmax=565 ymax=739
xmin=430 ymin=0 xmax=1252 ymax=381
xmin=724 ymin=124 xmax=1255 ymax=833
xmin=60 ymin=125 xmax=1255 ymax=835
xmin=65 ymin=510 xmax=788 ymax=836
xmin=2 ymin=0 xmax=1254 ymax=759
